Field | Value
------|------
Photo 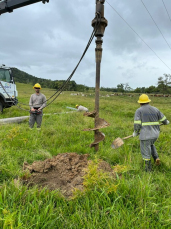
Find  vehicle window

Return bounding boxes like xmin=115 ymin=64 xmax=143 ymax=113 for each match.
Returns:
xmin=0 ymin=69 xmax=11 ymax=83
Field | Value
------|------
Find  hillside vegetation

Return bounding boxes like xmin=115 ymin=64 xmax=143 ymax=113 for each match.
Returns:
xmin=12 ymin=67 xmax=171 ymax=94
xmin=12 ymin=68 xmax=90 ymax=92
xmin=0 ymin=83 xmax=171 ymax=228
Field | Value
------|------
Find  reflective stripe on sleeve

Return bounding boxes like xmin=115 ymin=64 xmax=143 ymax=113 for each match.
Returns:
xmin=142 ymin=122 xmax=159 ymax=126
xmin=160 ymin=116 xmax=166 ymax=122
xmin=134 ymin=120 xmax=141 ymax=124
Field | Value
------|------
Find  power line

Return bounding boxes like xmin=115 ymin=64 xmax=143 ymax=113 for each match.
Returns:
xmin=162 ymin=0 xmax=171 ymax=24
xmin=141 ymin=0 xmax=171 ymax=50
xmin=105 ymin=0 xmax=171 ymax=71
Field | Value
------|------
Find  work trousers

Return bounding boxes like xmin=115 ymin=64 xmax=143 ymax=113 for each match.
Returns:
xmin=140 ymin=138 xmax=159 ymax=160
xmin=29 ymin=113 xmax=43 ymax=128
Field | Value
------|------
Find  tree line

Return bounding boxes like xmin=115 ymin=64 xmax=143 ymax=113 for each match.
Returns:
xmin=101 ymin=74 xmax=171 ymax=94
xmin=12 ymin=68 xmax=171 ymax=94
xmin=12 ymin=68 xmax=89 ymax=92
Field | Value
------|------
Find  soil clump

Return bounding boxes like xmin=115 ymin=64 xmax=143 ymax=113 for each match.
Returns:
xmin=23 ymin=153 xmax=114 ymax=197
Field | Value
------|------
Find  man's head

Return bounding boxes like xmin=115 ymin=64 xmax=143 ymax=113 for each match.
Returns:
xmin=75 ymin=104 xmax=79 ymax=109
xmin=138 ymin=94 xmax=151 ymax=105
xmin=33 ymin=83 xmax=41 ymax=94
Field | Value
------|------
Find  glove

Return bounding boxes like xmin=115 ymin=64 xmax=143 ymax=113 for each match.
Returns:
xmin=166 ymin=120 xmax=170 ymax=125
xmin=133 ymin=131 xmax=139 ymax=137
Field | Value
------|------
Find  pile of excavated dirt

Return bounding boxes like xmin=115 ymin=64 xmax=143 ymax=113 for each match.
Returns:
xmin=23 ymin=153 xmax=114 ymax=197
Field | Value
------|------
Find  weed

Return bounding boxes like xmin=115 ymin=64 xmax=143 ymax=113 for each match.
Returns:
xmin=0 ymin=84 xmax=171 ymax=228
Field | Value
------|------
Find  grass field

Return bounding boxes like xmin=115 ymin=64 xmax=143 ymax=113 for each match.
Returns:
xmin=0 ymin=82 xmax=171 ymax=228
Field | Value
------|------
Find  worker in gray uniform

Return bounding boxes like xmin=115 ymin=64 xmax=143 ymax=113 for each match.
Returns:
xmin=133 ymin=94 xmax=169 ymax=172
xmin=75 ymin=104 xmax=89 ymax=112
xmin=29 ymin=83 xmax=46 ymax=129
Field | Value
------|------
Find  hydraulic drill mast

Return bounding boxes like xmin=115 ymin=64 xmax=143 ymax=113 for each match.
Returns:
xmin=0 ymin=0 xmax=49 ymax=15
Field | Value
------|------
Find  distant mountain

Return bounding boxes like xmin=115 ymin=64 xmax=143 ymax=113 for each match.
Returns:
xmin=12 ymin=67 xmax=90 ymax=91
xmin=11 ymin=68 xmax=53 ymax=88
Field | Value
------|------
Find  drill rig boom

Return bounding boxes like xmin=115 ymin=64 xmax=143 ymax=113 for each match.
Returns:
xmin=0 ymin=0 xmax=49 ymax=15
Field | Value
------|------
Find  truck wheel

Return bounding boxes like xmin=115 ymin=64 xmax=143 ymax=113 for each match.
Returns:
xmin=0 ymin=102 xmax=3 ymax=113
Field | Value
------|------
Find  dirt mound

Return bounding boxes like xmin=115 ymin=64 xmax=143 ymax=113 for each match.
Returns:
xmin=23 ymin=153 xmax=113 ymax=197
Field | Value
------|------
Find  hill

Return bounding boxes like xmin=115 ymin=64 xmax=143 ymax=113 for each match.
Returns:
xmin=12 ymin=67 xmax=90 ymax=91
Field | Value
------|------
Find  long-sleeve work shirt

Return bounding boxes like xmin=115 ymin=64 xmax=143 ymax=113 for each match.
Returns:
xmin=134 ymin=104 xmax=167 ymax=140
xmin=29 ymin=93 xmax=46 ymax=110
xmin=77 ymin=105 xmax=89 ymax=112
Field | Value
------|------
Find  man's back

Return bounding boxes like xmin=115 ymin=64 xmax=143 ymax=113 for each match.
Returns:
xmin=77 ymin=105 xmax=89 ymax=112
xmin=134 ymin=104 xmax=166 ymax=140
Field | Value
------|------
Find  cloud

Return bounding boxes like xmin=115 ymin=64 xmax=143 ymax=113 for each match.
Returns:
xmin=0 ymin=0 xmax=171 ymax=89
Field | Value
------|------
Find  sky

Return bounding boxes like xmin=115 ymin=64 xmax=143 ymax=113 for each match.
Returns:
xmin=0 ymin=0 xmax=171 ymax=89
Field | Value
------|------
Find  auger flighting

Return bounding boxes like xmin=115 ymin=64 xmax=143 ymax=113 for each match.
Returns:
xmin=84 ymin=0 xmax=109 ymax=151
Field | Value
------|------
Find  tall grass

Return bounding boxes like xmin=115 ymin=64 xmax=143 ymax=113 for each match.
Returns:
xmin=0 ymin=83 xmax=171 ymax=228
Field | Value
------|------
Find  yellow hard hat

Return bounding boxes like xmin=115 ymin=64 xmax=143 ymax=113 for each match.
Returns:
xmin=75 ymin=104 xmax=79 ymax=108
xmin=138 ymin=94 xmax=151 ymax=103
xmin=33 ymin=83 xmax=41 ymax=89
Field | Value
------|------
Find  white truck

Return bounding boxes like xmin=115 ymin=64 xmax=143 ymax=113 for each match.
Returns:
xmin=0 ymin=65 xmax=18 ymax=113
xmin=0 ymin=0 xmax=49 ymax=113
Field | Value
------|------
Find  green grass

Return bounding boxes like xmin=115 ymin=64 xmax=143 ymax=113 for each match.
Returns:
xmin=0 ymin=83 xmax=171 ymax=228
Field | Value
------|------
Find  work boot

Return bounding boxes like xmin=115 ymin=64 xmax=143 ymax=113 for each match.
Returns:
xmin=145 ymin=160 xmax=152 ymax=172
xmin=155 ymin=158 xmax=161 ymax=165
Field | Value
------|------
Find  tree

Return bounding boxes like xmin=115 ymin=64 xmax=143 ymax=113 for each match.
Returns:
xmin=124 ymin=83 xmax=133 ymax=92
xmin=134 ymin=87 xmax=141 ymax=93
xmin=117 ymin=83 xmax=124 ymax=92
xmin=134 ymin=87 xmax=145 ymax=93
xmin=157 ymin=74 xmax=171 ymax=94
xmin=145 ymin=86 xmax=157 ymax=94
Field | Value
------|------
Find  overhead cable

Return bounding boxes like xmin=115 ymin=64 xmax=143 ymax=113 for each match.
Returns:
xmin=162 ymin=0 xmax=171 ymax=24
xmin=106 ymin=0 xmax=171 ymax=71
xmin=141 ymin=0 xmax=171 ymax=50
